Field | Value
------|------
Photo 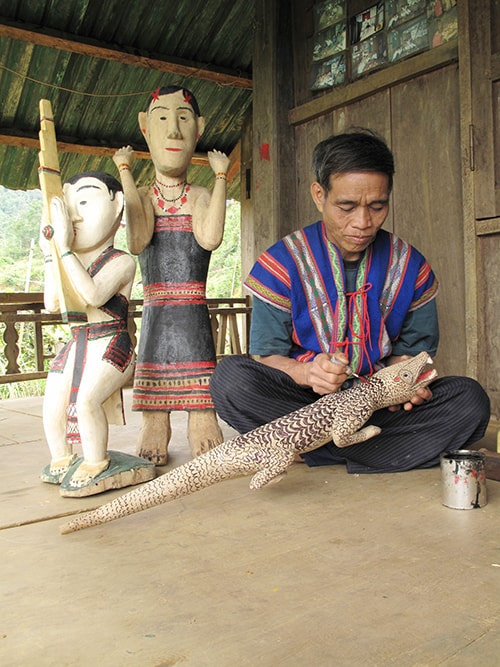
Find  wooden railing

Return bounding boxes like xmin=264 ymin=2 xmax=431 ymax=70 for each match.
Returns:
xmin=0 ymin=292 xmax=251 ymax=385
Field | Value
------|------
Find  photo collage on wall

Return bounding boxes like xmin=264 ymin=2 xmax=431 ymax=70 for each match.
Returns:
xmin=310 ymin=0 xmax=348 ymax=91
xmin=310 ymin=0 xmax=458 ymax=92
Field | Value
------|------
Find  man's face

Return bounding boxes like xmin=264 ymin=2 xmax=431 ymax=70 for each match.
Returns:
xmin=140 ymin=90 xmax=204 ymax=176
xmin=63 ymin=177 xmax=123 ymax=252
xmin=310 ymin=171 xmax=390 ymax=261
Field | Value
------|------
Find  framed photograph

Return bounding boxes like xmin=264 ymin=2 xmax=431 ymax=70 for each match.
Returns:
xmin=310 ymin=52 xmax=347 ymax=90
xmin=387 ymin=0 xmax=426 ymax=30
xmin=314 ymin=0 xmax=346 ymax=32
xmin=350 ymin=3 xmax=385 ymax=45
xmin=428 ymin=4 xmax=458 ymax=47
xmin=312 ymin=21 xmax=347 ymax=61
xmin=388 ymin=15 xmax=428 ymax=62
xmin=427 ymin=0 xmax=457 ymax=20
xmin=352 ymin=32 xmax=387 ymax=78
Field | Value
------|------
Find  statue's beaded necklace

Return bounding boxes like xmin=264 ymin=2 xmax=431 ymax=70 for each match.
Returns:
xmin=153 ymin=178 xmax=191 ymax=214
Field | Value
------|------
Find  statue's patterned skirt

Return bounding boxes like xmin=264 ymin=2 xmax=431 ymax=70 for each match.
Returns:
xmin=133 ymin=213 xmax=216 ymax=412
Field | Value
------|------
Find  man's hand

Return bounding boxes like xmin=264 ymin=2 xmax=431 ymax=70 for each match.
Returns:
xmin=258 ymin=352 xmax=349 ymax=395
xmin=386 ymin=354 xmax=433 ymax=411
xmin=303 ymin=352 xmax=350 ymax=395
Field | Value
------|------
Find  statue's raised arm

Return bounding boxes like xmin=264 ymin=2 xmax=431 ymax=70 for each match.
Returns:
xmin=112 ymin=145 xmax=155 ymax=255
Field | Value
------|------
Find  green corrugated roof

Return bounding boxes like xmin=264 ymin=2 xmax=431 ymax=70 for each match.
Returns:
xmin=0 ymin=0 xmax=254 ymax=199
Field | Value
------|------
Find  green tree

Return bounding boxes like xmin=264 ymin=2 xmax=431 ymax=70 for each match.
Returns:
xmin=0 ymin=187 xmax=43 ymax=291
xmin=207 ymin=199 xmax=242 ymax=297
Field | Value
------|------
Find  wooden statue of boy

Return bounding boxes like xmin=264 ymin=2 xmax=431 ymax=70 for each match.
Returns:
xmin=40 ymin=171 xmax=154 ymax=496
xmin=113 ymin=85 xmax=230 ymax=465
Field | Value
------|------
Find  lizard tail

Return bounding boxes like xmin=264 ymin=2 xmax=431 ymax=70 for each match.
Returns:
xmin=60 ymin=449 xmax=242 ymax=534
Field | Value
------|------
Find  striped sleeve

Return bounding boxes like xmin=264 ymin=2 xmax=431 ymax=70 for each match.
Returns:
xmin=409 ymin=260 xmax=439 ymax=311
xmin=244 ymin=248 xmax=292 ymax=312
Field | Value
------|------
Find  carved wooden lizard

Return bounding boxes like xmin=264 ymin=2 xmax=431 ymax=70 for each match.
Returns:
xmin=61 ymin=352 xmax=437 ymax=534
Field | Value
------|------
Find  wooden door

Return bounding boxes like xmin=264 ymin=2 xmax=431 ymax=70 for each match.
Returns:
xmin=461 ymin=0 xmax=500 ymax=417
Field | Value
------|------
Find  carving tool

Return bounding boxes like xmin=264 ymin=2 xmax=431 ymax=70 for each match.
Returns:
xmin=330 ymin=356 xmax=362 ymax=380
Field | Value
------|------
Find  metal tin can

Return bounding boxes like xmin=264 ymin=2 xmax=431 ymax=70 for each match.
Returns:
xmin=440 ymin=450 xmax=487 ymax=509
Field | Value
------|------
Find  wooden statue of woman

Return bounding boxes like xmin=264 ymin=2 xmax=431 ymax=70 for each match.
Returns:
xmin=113 ymin=85 xmax=230 ymax=465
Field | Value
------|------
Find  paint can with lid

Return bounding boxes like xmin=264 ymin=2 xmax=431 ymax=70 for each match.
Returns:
xmin=440 ymin=450 xmax=487 ymax=509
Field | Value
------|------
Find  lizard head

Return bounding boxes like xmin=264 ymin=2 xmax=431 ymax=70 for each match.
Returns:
xmin=370 ymin=352 xmax=438 ymax=409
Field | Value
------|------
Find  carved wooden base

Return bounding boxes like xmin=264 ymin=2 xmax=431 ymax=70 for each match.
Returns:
xmin=42 ymin=450 xmax=156 ymax=497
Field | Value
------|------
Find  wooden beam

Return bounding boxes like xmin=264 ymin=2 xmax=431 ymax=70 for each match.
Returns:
xmin=476 ymin=217 xmax=500 ymax=236
xmin=0 ymin=131 xmax=210 ymax=165
xmin=0 ymin=19 xmax=252 ymax=90
xmin=0 ymin=130 xmax=242 ymax=177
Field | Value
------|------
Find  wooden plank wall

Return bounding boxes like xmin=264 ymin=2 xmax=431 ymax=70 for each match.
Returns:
xmin=389 ymin=65 xmax=465 ymax=375
xmin=245 ymin=0 xmax=499 ymax=418
xmin=478 ymin=236 xmax=500 ymax=415
xmin=463 ymin=0 xmax=500 ymax=419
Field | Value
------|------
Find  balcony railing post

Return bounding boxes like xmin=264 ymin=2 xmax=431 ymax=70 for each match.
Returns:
xmin=1 ymin=293 xmax=252 ymax=386
xmin=34 ymin=306 xmax=45 ymax=372
xmin=3 ymin=316 xmax=20 ymax=375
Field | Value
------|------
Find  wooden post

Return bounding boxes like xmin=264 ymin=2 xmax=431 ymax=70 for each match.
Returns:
xmin=250 ymin=0 xmax=296 ymax=262
xmin=38 ymin=99 xmax=86 ymax=322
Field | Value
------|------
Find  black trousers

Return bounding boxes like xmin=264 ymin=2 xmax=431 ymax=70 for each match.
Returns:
xmin=210 ymin=355 xmax=491 ymax=474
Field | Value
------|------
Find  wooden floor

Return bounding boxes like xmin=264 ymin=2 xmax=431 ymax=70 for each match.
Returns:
xmin=1 ymin=391 xmax=500 ymax=667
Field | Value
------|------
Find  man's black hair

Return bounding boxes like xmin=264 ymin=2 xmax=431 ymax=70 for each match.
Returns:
xmin=312 ymin=129 xmax=395 ymax=194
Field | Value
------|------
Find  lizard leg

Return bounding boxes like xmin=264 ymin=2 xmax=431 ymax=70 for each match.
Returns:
xmin=332 ymin=425 xmax=382 ymax=448
xmin=249 ymin=469 xmax=288 ymax=489
xmin=249 ymin=438 xmax=294 ymax=489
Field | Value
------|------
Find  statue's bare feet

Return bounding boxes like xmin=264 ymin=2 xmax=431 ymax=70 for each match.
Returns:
xmin=188 ymin=409 xmax=223 ymax=458
xmin=137 ymin=411 xmax=171 ymax=465
xmin=49 ymin=454 xmax=77 ymax=478
xmin=67 ymin=458 xmax=110 ymax=488
xmin=41 ymin=453 xmax=78 ymax=484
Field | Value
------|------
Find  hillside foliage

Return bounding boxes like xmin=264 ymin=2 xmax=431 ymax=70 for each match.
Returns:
xmin=0 ymin=185 xmax=241 ymax=296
